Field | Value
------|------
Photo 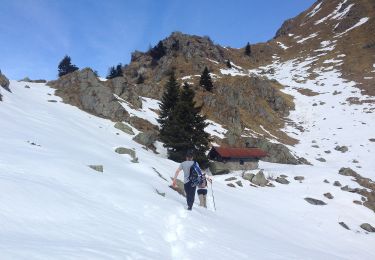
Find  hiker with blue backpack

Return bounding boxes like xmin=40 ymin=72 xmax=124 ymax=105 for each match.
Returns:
xmin=172 ymin=150 xmax=207 ymax=210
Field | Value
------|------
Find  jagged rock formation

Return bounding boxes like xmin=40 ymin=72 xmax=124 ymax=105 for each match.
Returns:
xmin=0 ymin=71 xmax=11 ymax=101
xmin=48 ymin=68 xmax=130 ymax=121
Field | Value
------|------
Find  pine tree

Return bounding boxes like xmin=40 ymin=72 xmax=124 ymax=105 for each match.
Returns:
xmin=162 ymin=83 xmax=210 ymax=167
xmin=199 ymin=67 xmax=213 ymax=92
xmin=106 ymin=63 xmax=123 ymax=79
xmin=58 ymin=55 xmax=79 ymax=77
xmin=150 ymin=41 xmax=166 ymax=61
xmin=226 ymin=60 xmax=232 ymax=68
xmin=245 ymin=42 xmax=252 ymax=56
xmin=157 ymin=72 xmax=180 ymax=130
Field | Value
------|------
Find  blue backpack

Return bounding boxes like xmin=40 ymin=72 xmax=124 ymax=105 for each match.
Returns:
xmin=189 ymin=161 xmax=204 ymax=187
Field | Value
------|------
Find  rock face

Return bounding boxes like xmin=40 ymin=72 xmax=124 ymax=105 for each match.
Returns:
xmin=48 ymin=68 xmax=130 ymax=121
xmin=0 ymin=71 xmax=11 ymax=101
xmin=0 ymin=71 xmax=10 ymax=91
xmin=304 ymin=197 xmax=327 ymax=206
xmin=360 ymin=223 xmax=375 ymax=232
xmin=294 ymin=176 xmax=304 ymax=181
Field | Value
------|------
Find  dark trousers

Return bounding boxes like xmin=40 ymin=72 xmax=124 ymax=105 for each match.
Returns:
xmin=184 ymin=182 xmax=196 ymax=209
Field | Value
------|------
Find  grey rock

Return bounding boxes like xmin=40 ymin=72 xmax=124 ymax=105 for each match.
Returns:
xmin=88 ymin=165 xmax=103 ymax=173
xmin=155 ymin=189 xmax=166 ymax=197
xmin=251 ymin=170 xmax=268 ymax=187
xmin=236 ymin=180 xmax=243 ymax=187
xmin=227 ymin=183 xmax=236 ymax=188
xmin=276 ymin=177 xmax=290 ymax=184
xmin=48 ymin=68 xmax=129 ymax=121
xmin=369 ymin=138 xmax=375 ymax=142
xmin=115 ymin=147 xmax=138 ymax=163
xmin=324 ymin=150 xmax=331 ymax=154
xmin=114 ymin=122 xmax=134 ymax=135
xmin=324 ymin=179 xmax=330 ymax=183
xmin=339 ymin=222 xmax=350 ymax=230
xmin=333 ymin=181 xmax=342 ymax=187
xmin=360 ymin=223 xmax=375 ymax=232
xmin=324 ymin=193 xmax=334 ymax=199
xmin=209 ymin=161 xmax=230 ymax=175
xmin=304 ymin=197 xmax=327 ymax=205
xmin=280 ymin=174 xmax=288 ymax=178
xmin=316 ymin=157 xmax=326 ymax=162
xmin=170 ymin=178 xmax=185 ymax=197
xmin=312 ymin=145 xmax=319 ymax=148
xmin=133 ymin=130 xmax=158 ymax=148
xmin=341 ymin=185 xmax=356 ymax=192
xmin=294 ymin=176 xmax=304 ymax=181
xmin=353 ymin=200 xmax=362 ymax=205
xmin=225 ymin=177 xmax=237 ymax=181
xmin=243 ymin=173 xmax=255 ymax=181
xmin=338 ymin=167 xmax=358 ymax=177
xmin=0 ymin=71 xmax=10 ymax=98
xmin=335 ymin=145 xmax=348 ymax=153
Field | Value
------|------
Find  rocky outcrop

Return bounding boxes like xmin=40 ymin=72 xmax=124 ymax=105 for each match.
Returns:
xmin=48 ymin=68 xmax=130 ymax=121
xmin=0 ymin=71 xmax=11 ymax=100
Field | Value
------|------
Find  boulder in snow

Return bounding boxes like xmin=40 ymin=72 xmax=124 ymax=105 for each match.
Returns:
xmin=304 ymin=197 xmax=326 ymax=205
xmin=88 ymin=165 xmax=103 ymax=173
xmin=276 ymin=176 xmax=289 ymax=185
xmin=360 ymin=223 xmax=375 ymax=233
xmin=114 ymin=122 xmax=135 ymax=135
xmin=251 ymin=170 xmax=268 ymax=187
xmin=324 ymin=193 xmax=334 ymax=199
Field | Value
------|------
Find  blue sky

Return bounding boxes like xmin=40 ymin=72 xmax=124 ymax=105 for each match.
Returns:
xmin=0 ymin=0 xmax=316 ymax=80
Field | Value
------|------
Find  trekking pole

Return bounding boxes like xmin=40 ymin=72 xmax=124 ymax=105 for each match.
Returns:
xmin=210 ymin=180 xmax=216 ymax=211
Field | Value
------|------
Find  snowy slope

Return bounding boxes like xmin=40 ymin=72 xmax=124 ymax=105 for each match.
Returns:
xmin=0 ymin=81 xmax=375 ymax=259
xmin=248 ymin=55 xmax=375 ymax=180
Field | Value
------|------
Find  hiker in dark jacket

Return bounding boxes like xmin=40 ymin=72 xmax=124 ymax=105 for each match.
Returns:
xmin=172 ymin=151 xmax=196 ymax=210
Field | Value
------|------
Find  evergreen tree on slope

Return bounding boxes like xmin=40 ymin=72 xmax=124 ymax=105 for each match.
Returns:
xmin=199 ymin=66 xmax=213 ymax=92
xmin=58 ymin=55 xmax=79 ymax=77
xmin=157 ymin=71 xmax=180 ymax=130
xmin=162 ymin=82 xmax=210 ymax=166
